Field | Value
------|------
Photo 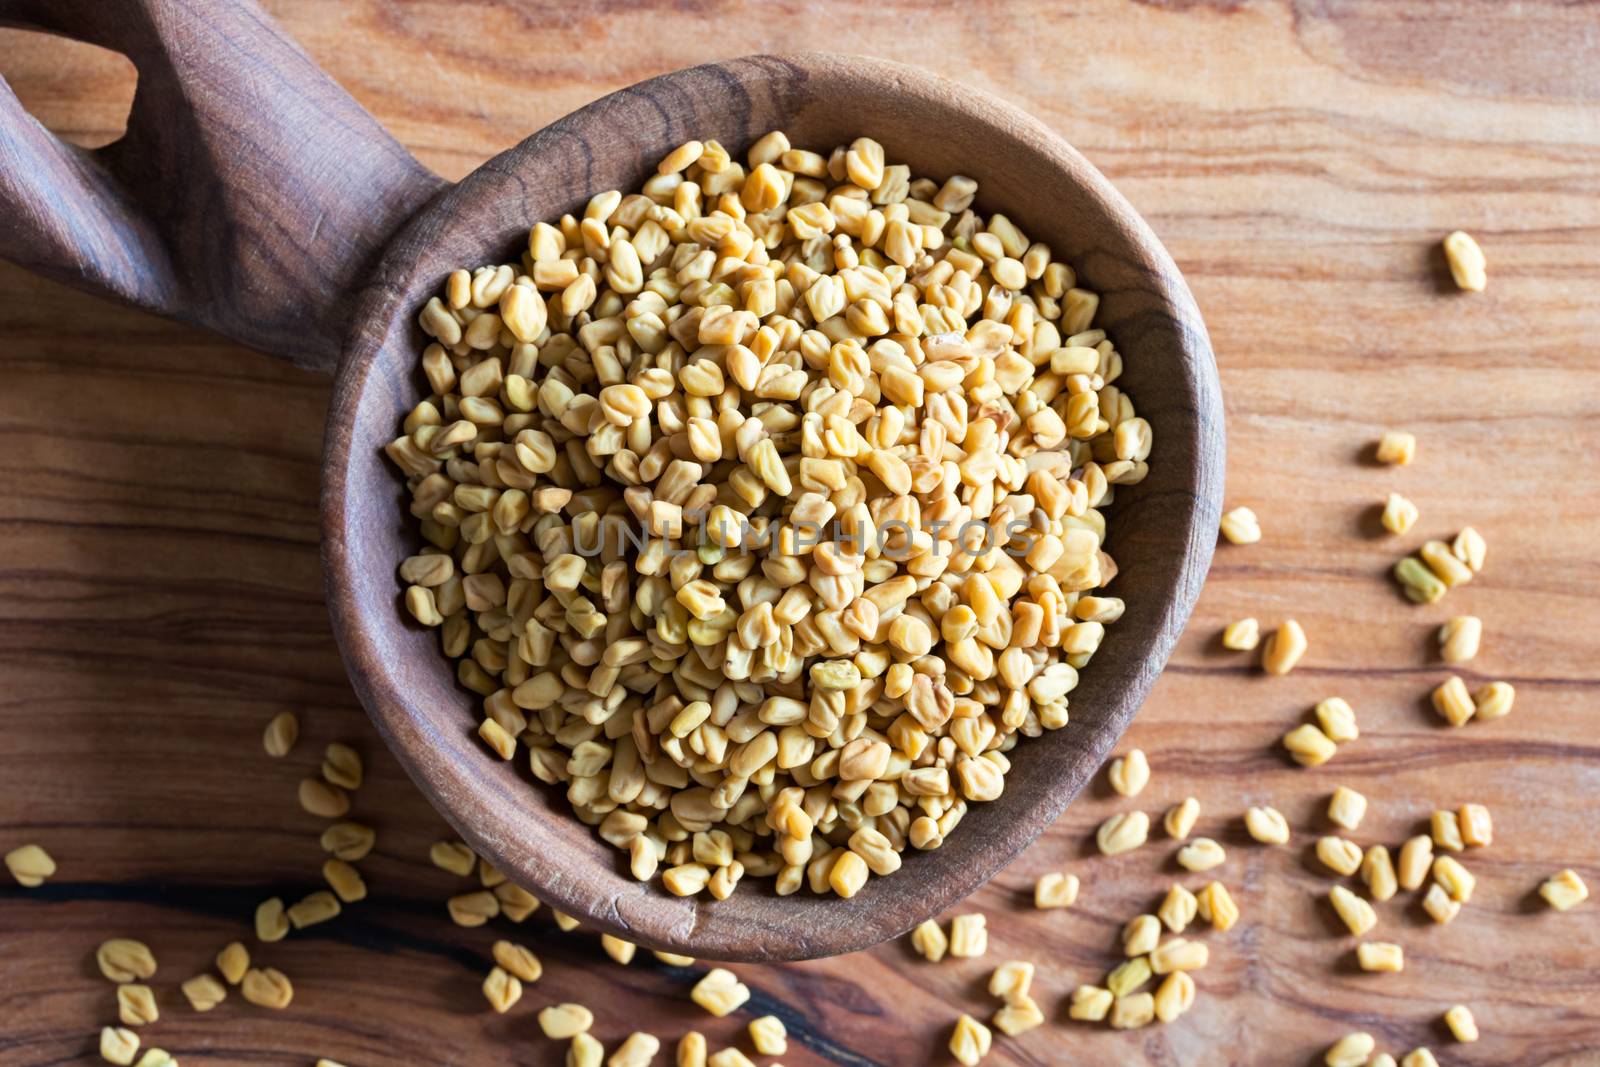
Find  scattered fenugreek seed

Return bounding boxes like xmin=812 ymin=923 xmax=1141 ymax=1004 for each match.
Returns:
xmin=601 ymin=934 xmax=637 ymax=965
xmin=1402 ymin=1049 xmax=1440 ymax=1067
xmin=287 ymin=890 xmax=341 ymax=929
xmin=949 ymin=1014 xmax=992 ymax=1066
xmin=322 ymin=859 xmax=367 ymax=903
xmin=1362 ymin=846 xmax=1398 ymax=902
xmin=689 ymin=969 xmax=750 ymax=1017
xmin=262 ymin=711 xmax=298 ymax=757
xmin=1473 ymin=680 xmax=1515 ymax=720
xmin=1444 ymin=1004 xmax=1479 ymax=1042
xmin=1177 ymin=838 xmax=1226 ymax=872
xmin=1540 ymin=869 xmax=1588 ymax=911
xmin=705 ymin=1050 xmax=754 ymax=1067
xmin=911 ymin=919 xmax=949 ymax=961
xmin=216 ymin=941 xmax=249 ymax=985
xmin=1219 ymin=506 xmax=1262 ymax=545
xmin=1421 ymin=540 xmax=1472 ymax=588
xmin=1106 ymin=956 xmax=1152 ymax=997
xmin=748 ymin=1016 xmax=787 ymax=1056
xmin=100 ymin=1026 xmax=140 ymax=1066
xmin=1262 ymin=619 xmax=1308 ymax=675
xmin=298 ymin=778 xmax=349 ymax=818
xmin=1159 ymin=884 xmax=1198 ymax=933
xmin=1069 ymin=985 xmax=1114 ymax=1022
xmin=1196 ymin=881 xmax=1238 ymax=931
xmin=1453 ymin=526 xmax=1487 ymax=572
xmin=320 ymin=822 xmax=376 ymax=861
xmin=992 ymin=993 xmax=1045 ymax=1035
xmin=1149 ymin=938 xmax=1208 ymax=975
xmin=1222 ymin=617 xmax=1261 ymax=651
xmin=1327 ymin=786 xmax=1367 ymax=831
xmin=240 ymin=967 xmax=293 ymax=1009
xmin=1394 ymin=556 xmax=1447 ymax=604
xmin=1433 ymin=855 xmax=1475 ymax=902
xmin=321 ymin=743 xmax=363 ymax=789
xmin=255 ymin=897 xmax=289 ymax=942
xmin=1283 ymin=724 xmax=1338 ymax=767
xmin=609 ymin=1032 xmax=660 ymax=1067
xmin=1381 ymin=493 xmax=1418 ymax=535
xmin=492 ymin=940 xmax=542 ymax=982
xmin=117 ymin=983 xmax=159 ymax=1025
xmin=1325 ymin=1031 xmax=1376 ymax=1067
xmin=1153 ymin=971 xmax=1195 ymax=1023
xmin=1329 ymin=885 xmax=1377 ymax=936
xmin=1431 ymin=676 xmax=1476 ymax=727
xmin=1318 ymin=836 xmax=1364 ymax=876
xmin=1245 ymin=806 xmax=1291 ymax=845
xmin=1122 ymin=916 xmax=1160 ymax=957
xmin=1398 ymin=835 xmax=1434 ymax=891
xmin=988 ymin=959 xmax=1034 ymax=999
xmin=1442 ymin=231 xmax=1486 ymax=291
xmin=677 ymin=1032 xmax=707 ymax=1067
xmin=569 ymin=1034 xmax=605 ymax=1067
xmin=180 ymin=974 xmax=226 ymax=1012
xmin=447 ymin=890 xmax=499 ymax=927
xmin=482 ymin=966 xmax=522 ymax=1013
xmin=1164 ymin=797 xmax=1200 ymax=840
xmin=539 ymin=1003 xmax=595 ymax=1038
xmin=551 ymin=909 xmax=581 ymax=932
xmin=1357 ymin=941 xmax=1404 ymax=973
xmin=1315 ymin=698 xmax=1360 ymax=743
xmin=1034 ymin=872 xmax=1079 ymax=910
xmin=1422 ymin=883 xmax=1460 ymax=924
xmin=135 ymin=1050 xmax=177 ymax=1067
xmin=1109 ymin=991 xmax=1155 ymax=1030
xmin=4 ymin=843 xmax=56 ymax=887
xmin=1375 ymin=431 xmax=1416 ymax=466
xmin=652 ymin=951 xmax=694 ymax=967
xmin=97 ymin=940 xmax=158 ymax=983
xmin=1438 ymin=616 xmax=1482 ymax=664
xmin=1457 ymin=803 xmax=1492 ymax=847
xmin=430 ymin=840 xmax=477 ymax=876
xmin=949 ymin=913 xmax=988 ymax=958
xmin=1432 ymin=809 xmax=1466 ymax=852
xmin=1108 ymin=749 xmax=1150 ymax=797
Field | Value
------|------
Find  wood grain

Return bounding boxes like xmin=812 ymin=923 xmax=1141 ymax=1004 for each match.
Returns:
xmin=3 ymin=1 xmax=1599 ymax=1064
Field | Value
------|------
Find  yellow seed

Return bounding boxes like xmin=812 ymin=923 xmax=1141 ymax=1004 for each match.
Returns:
xmin=1329 ymin=885 xmax=1377 ymax=936
xmin=949 ymin=912 xmax=988 ymax=958
xmin=1097 ymin=811 xmax=1150 ymax=855
xmin=1438 ymin=616 xmax=1481 ymax=664
xmin=1356 ymin=941 xmax=1404 ymax=973
xmin=689 ymin=968 xmax=750 ymax=1017
xmin=180 ymin=973 xmax=226 ymax=1012
xmin=1443 ymin=1004 xmax=1479 ymax=1042
xmin=1196 ymin=881 xmax=1238 ymax=931
xmin=1394 ymin=556 xmax=1447 ymax=604
xmin=1402 ymin=1049 xmax=1440 ymax=1067
xmin=1262 ymin=619 xmax=1308 ymax=675
xmin=320 ymin=822 xmax=376 ymax=861
xmin=447 ymin=890 xmax=500 ymax=927
xmin=1375 ymin=431 xmax=1416 ymax=465
xmin=948 ymin=1013 xmax=992 ymax=1066
xmin=1034 ymin=872 xmax=1080 ymax=910
xmin=492 ymin=940 xmax=542 ymax=982
xmin=1245 ymin=806 xmax=1290 ymax=845
xmin=1473 ymin=680 xmax=1515 ymax=721
xmin=1362 ymin=845 xmax=1398 ymax=902
xmin=287 ymin=890 xmax=341 ymax=929
xmin=100 ymin=1026 xmax=141 ymax=1066
xmin=1421 ymin=539 xmax=1473 ymax=587
xmin=569 ymin=1034 xmax=604 ymax=1067
xmin=1432 ymin=809 xmax=1465 ymax=852
xmin=1398 ymin=835 xmax=1434 ymax=891
xmin=1106 ymin=956 xmax=1152 ymax=997
xmin=298 ymin=778 xmax=350 ymax=818
xmin=1317 ymin=836 xmax=1364 ymax=877
xmin=601 ymin=933 xmax=637 ymax=965
xmin=1177 ymin=838 xmax=1226 ymax=872
xmin=992 ymin=992 xmax=1045 ymax=1035
xmin=117 ymin=983 xmax=160 ymax=1025
xmin=1153 ymin=971 xmax=1195 ymax=1023
xmin=321 ymin=743 xmax=363 ymax=789
xmin=430 ymin=840 xmax=477 ymax=876
xmin=136 ymin=1050 xmax=178 ymax=1067
xmin=652 ymin=951 xmax=694 ymax=967
xmin=1442 ymin=231 xmax=1487 ymax=291
xmin=1422 ymin=883 xmax=1460 ymax=924
xmin=1163 ymin=797 xmax=1200 ymax=840
xmin=828 ymin=850 xmax=869 ymax=898
xmin=217 ymin=941 xmax=250 ymax=985
xmin=1457 ymin=803 xmax=1493 ymax=847
xmin=910 ymin=919 xmax=948 ymax=962
xmin=1325 ymin=1032 xmax=1375 ymax=1067
xmin=5 ymin=843 xmax=56 ymax=887
xmin=748 ymin=1015 xmax=787 ymax=1056
xmin=1068 ymin=985 xmax=1114 ymax=1022
xmin=1221 ymin=617 xmax=1260 ymax=651
xmin=262 ymin=711 xmax=299 ymax=757
xmin=482 ymin=966 xmax=523 ymax=1013
xmin=705 ymin=1050 xmax=754 ymax=1067
xmin=1315 ymin=698 xmax=1360 ymax=743
xmin=240 ymin=967 xmax=294 ymax=1009
xmin=1122 ymin=915 xmax=1160 ymax=957
xmin=255 ymin=897 xmax=289 ymax=942
xmin=1433 ymin=855 xmax=1475 ymax=902
xmin=1381 ymin=492 xmax=1418 ymax=535
xmin=321 ymin=859 xmax=367 ymax=903
xmin=1430 ymin=676 xmax=1475 ymax=726
xmin=677 ymin=1032 xmax=708 ymax=1067
xmin=1149 ymin=937 xmax=1208 ymax=974
xmin=1219 ymin=506 xmax=1261 ymax=545
xmin=97 ymin=939 xmax=158 ymax=983
xmin=539 ymin=1003 xmax=595 ymax=1038
xmin=1107 ymin=749 xmax=1149 ymax=796
xmin=1327 ymin=786 xmax=1367 ymax=831
xmin=1159 ymin=884 xmax=1198 ymax=933
xmin=1453 ymin=526 xmax=1487 ymax=572
xmin=1539 ymin=869 xmax=1588 ymax=911
xmin=1283 ymin=724 xmax=1338 ymax=767
xmin=1109 ymin=991 xmax=1155 ymax=1030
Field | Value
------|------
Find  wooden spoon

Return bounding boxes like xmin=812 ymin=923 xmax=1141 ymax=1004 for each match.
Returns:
xmin=0 ymin=0 xmax=1223 ymax=961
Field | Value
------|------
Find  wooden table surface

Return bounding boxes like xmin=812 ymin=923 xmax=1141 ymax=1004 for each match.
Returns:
xmin=3 ymin=2 xmax=1599 ymax=1064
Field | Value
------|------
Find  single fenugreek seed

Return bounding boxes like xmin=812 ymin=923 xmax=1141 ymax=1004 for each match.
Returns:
xmin=1442 ymin=231 xmax=1486 ymax=291
xmin=1315 ymin=698 xmax=1360 ymax=743
xmin=1034 ymin=872 xmax=1080 ymax=910
xmin=322 ymin=743 xmax=363 ymax=790
xmin=262 ymin=711 xmax=298 ymax=757
xmin=1325 ymin=1031 xmax=1376 ymax=1067
xmin=495 ymin=883 xmax=539 ymax=922
xmin=705 ymin=1050 xmax=754 ymax=1067
xmin=988 ymin=959 xmax=1033 ymax=1000
xmin=1222 ymin=617 xmax=1261 ymax=651
xmin=1122 ymin=915 xmax=1160 ymax=957
xmin=1438 ymin=616 xmax=1482 ymax=664
xmin=287 ymin=890 xmax=341 ymax=929
xmin=1540 ymin=869 xmax=1588 ymax=911
xmin=1433 ymin=855 xmax=1475 ymax=902
xmin=323 ymin=859 xmax=367 ymax=903
xmin=1262 ymin=619 xmax=1308 ymax=675
xmin=100 ymin=1026 xmax=141 ymax=1066
xmin=1283 ymin=724 xmax=1338 ymax=767
xmin=1219 ymin=506 xmax=1261 ymax=545
xmin=1422 ymin=883 xmax=1460 ymax=924
xmin=1444 ymin=1004 xmax=1479 ymax=1042
xmin=1375 ymin=431 xmax=1416 ymax=466
xmin=1458 ymin=803 xmax=1493 ymax=847
xmin=1329 ymin=885 xmax=1378 ymax=936
xmin=1107 ymin=956 xmax=1153 ymax=998
xmin=1109 ymin=991 xmax=1156 ymax=1030
xmin=430 ymin=840 xmax=477 ymax=876
xmin=1473 ymin=681 xmax=1515 ymax=721
xmin=949 ymin=1013 xmax=992 ymax=1066
xmin=652 ymin=951 xmax=693 ymax=968
xmin=1398 ymin=835 xmax=1434 ymax=891
xmin=538 ymin=1003 xmax=595 ymax=1038
xmin=255 ymin=897 xmax=289 ymax=942
xmin=950 ymin=912 xmax=988 ymax=958
xmin=135 ymin=1050 xmax=178 ymax=1067
xmin=180 ymin=973 xmax=226 ymax=1012
xmin=1381 ymin=492 xmax=1418 ymax=535
xmin=1159 ymin=884 xmax=1198 ymax=933
xmin=1196 ymin=881 xmax=1239 ymax=931
xmin=1421 ymin=539 xmax=1472 ymax=588
xmin=117 ymin=983 xmax=160 ymax=1025
xmin=1108 ymin=749 xmax=1149 ymax=796
xmin=993 ymin=992 xmax=1045 ymax=1035
xmin=1149 ymin=938 xmax=1209 ymax=975
xmin=611 ymin=1034 xmax=663 ymax=1067
xmin=911 ymin=919 xmax=949 ymax=961
xmin=1327 ymin=786 xmax=1367 ymax=831
xmin=447 ymin=890 xmax=499 ymax=927
xmin=677 ymin=1032 xmax=707 ymax=1067
xmin=601 ymin=934 xmax=637 ymax=965
xmin=1362 ymin=845 xmax=1399 ymax=902
xmin=1098 ymin=810 xmax=1151 ymax=855
xmin=320 ymin=822 xmax=376 ymax=861
xmin=1177 ymin=838 xmax=1226 ymax=872
xmin=1402 ymin=1049 xmax=1440 ymax=1067
xmin=1318 ymin=836 xmax=1364 ymax=877
xmin=552 ymin=910 xmax=581 ymax=931
xmin=1356 ymin=941 xmax=1404 ymax=973
xmin=240 ymin=967 xmax=294 ymax=1009
xmin=298 ymin=778 xmax=350 ymax=818
xmin=1394 ymin=556 xmax=1447 ymax=604
xmin=1069 ymin=985 xmax=1114 ymax=1022
xmin=217 ymin=941 xmax=249 ymax=985
xmin=1432 ymin=809 xmax=1466 ymax=852
xmin=1154 ymin=971 xmax=1195 ymax=1023
xmin=493 ymin=940 xmax=542 ymax=982
xmin=1245 ymin=806 xmax=1291 ymax=845
xmin=1453 ymin=526 xmax=1487 ymax=572
xmin=1164 ymin=797 xmax=1200 ymax=841
xmin=690 ymin=968 xmax=750 ymax=1017
xmin=1431 ymin=676 xmax=1475 ymax=727
xmin=482 ymin=966 xmax=522 ymax=1013
xmin=5 ymin=843 xmax=56 ymax=887
xmin=749 ymin=1015 xmax=787 ymax=1056
xmin=569 ymin=1033 xmax=604 ymax=1067
xmin=97 ymin=939 xmax=158 ymax=983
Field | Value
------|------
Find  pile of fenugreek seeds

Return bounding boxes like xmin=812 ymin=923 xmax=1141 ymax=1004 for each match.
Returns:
xmin=386 ymin=131 xmax=1145 ymax=900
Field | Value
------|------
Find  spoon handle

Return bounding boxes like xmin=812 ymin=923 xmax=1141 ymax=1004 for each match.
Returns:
xmin=0 ymin=0 xmax=448 ymax=373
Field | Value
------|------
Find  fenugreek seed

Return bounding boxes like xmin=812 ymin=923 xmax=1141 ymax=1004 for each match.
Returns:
xmin=1262 ymin=619 xmax=1308 ymax=675
xmin=321 ymin=822 xmax=376 ymax=861
xmin=1356 ymin=941 xmax=1404 ymax=973
xmin=1069 ymin=985 xmax=1114 ymax=1022
xmin=1325 ymin=1032 xmax=1375 ymax=1067
xmin=1108 ymin=749 xmax=1149 ymax=796
xmin=298 ymin=778 xmax=349 ymax=818
xmin=240 ymin=967 xmax=294 ymax=1009
xmin=1442 ymin=231 xmax=1486 ymax=291
xmin=118 ymin=983 xmax=160 ymax=1025
xmin=1245 ymin=806 xmax=1291 ymax=845
xmin=1433 ymin=855 xmax=1475 ymax=902
xmin=677 ymin=1032 xmax=707 ymax=1067
xmin=1430 ymin=676 xmax=1476 ymax=727
xmin=430 ymin=840 xmax=477 ymax=876
xmin=1375 ymin=431 xmax=1416 ymax=466
xmin=539 ymin=1003 xmax=595 ymax=1038
xmin=135 ymin=1050 xmax=177 ymax=1067
xmin=1196 ymin=881 xmax=1238 ymax=931
xmin=1362 ymin=845 xmax=1398 ymax=902
xmin=1098 ymin=811 xmax=1150 ymax=855
xmin=180 ymin=973 xmax=226 ymax=1012
xmin=910 ymin=918 xmax=949 ymax=962
xmin=216 ymin=941 xmax=249 ymax=985
xmin=1222 ymin=617 xmax=1261 ymax=651
xmin=5 ymin=843 xmax=55 ymax=887
xmin=262 ymin=711 xmax=298 ymax=757
xmin=690 ymin=968 xmax=750 ymax=1017
xmin=319 ymin=858 xmax=367 ymax=903
xmin=1540 ymin=869 xmax=1588 ymax=911
xmin=1219 ymin=506 xmax=1261 ymax=545
xmin=488 ymin=940 xmax=541 ymax=983
xmin=1329 ymin=885 xmax=1377 ymax=936
xmin=1315 ymin=698 xmax=1360 ymax=743
xmin=1159 ymin=884 xmax=1198 ymax=933
xmin=993 ymin=992 xmax=1045 ymax=1035
xmin=1283 ymin=724 xmax=1338 ymax=767
xmin=652 ymin=951 xmax=693 ymax=968
xmin=748 ymin=1015 xmax=787 ymax=1056
xmin=287 ymin=890 xmax=341 ymax=929
xmin=255 ymin=898 xmax=289 ymax=942
xmin=1177 ymin=838 xmax=1226 ymax=872
xmin=949 ymin=912 xmax=988 ymax=958
xmin=569 ymin=1034 xmax=604 ymax=1067
xmin=948 ymin=1014 xmax=991 ymax=1066
xmin=601 ymin=934 xmax=637 ymax=965
xmin=1398 ymin=835 xmax=1434 ymax=891
xmin=1421 ymin=539 xmax=1472 ymax=588
xmin=1318 ymin=836 xmax=1364 ymax=877
xmin=1422 ymin=883 xmax=1460 ymax=924
xmin=1453 ymin=526 xmax=1487 ymax=572
xmin=705 ymin=1051 xmax=753 ymax=1067
xmin=1402 ymin=1049 xmax=1440 ymax=1067
xmin=1444 ymin=1004 xmax=1479 ymax=1042
xmin=1035 ymin=871 xmax=1080 ymax=910
xmin=1327 ymin=786 xmax=1367 ymax=831
xmin=1149 ymin=937 xmax=1208 ymax=975
xmin=1106 ymin=956 xmax=1152 ymax=997
xmin=1438 ymin=616 xmax=1481 ymax=664
xmin=447 ymin=890 xmax=499 ymax=927
xmin=1122 ymin=916 xmax=1160 ymax=957
xmin=100 ymin=1026 xmax=141 ymax=1065
xmin=1164 ymin=797 xmax=1199 ymax=840
xmin=1154 ymin=971 xmax=1195 ymax=1023
xmin=495 ymin=882 xmax=539 ymax=922
xmin=1394 ymin=557 xmax=1447 ymax=604
xmin=1109 ymin=991 xmax=1155 ymax=1030
xmin=1432 ymin=809 xmax=1465 ymax=852
xmin=1457 ymin=803 xmax=1492 ymax=847
xmin=1381 ymin=492 xmax=1418 ymax=535
xmin=1473 ymin=680 xmax=1515 ymax=721
xmin=321 ymin=743 xmax=363 ymax=790
xmin=482 ymin=966 xmax=522 ymax=1013
xmin=663 ymin=863 xmax=711 ymax=897
xmin=97 ymin=939 xmax=158 ymax=983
